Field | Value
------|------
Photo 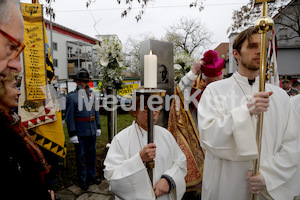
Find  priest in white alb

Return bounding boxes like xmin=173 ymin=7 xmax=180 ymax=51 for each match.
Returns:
xmin=198 ymin=27 xmax=300 ymax=200
xmin=104 ymin=88 xmax=187 ymax=200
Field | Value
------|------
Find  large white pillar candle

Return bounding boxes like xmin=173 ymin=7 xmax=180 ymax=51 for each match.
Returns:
xmin=144 ymin=50 xmax=157 ymax=88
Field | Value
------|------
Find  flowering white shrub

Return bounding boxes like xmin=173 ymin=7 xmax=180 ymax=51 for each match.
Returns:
xmin=174 ymin=51 xmax=194 ymax=84
xmin=95 ymin=36 xmax=125 ymax=89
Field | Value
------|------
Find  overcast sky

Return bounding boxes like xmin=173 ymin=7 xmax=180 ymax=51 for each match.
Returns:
xmin=21 ymin=0 xmax=250 ymax=57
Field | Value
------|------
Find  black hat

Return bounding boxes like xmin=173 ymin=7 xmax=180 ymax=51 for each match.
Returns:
xmin=75 ymin=69 xmax=90 ymax=81
xmin=282 ymin=76 xmax=291 ymax=83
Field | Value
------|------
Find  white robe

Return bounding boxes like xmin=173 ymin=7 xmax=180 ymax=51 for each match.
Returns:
xmin=104 ymin=121 xmax=187 ymax=200
xmin=179 ymin=70 xmax=199 ymax=126
xmin=198 ymin=73 xmax=300 ymax=200
xmin=291 ymin=95 xmax=300 ymax=117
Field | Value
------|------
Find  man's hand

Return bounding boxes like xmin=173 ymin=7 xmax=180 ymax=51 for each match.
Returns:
xmin=246 ymin=171 xmax=266 ymax=194
xmin=139 ymin=143 xmax=156 ymax=162
xmin=153 ymin=178 xmax=170 ymax=198
xmin=191 ymin=60 xmax=205 ymax=75
xmin=70 ymin=136 xmax=79 ymax=144
xmin=248 ymin=91 xmax=273 ymax=115
xmin=96 ymin=129 xmax=101 ymax=136
xmin=48 ymin=190 xmax=55 ymax=200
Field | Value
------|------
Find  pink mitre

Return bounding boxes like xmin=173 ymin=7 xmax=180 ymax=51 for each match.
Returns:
xmin=201 ymin=50 xmax=225 ymax=77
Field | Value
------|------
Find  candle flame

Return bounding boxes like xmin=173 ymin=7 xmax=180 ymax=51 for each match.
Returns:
xmin=150 ymin=50 xmax=152 ymax=55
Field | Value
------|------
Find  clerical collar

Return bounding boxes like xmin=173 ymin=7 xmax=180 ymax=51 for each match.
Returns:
xmin=235 ymin=72 xmax=257 ymax=85
xmin=248 ymin=79 xmax=256 ymax=85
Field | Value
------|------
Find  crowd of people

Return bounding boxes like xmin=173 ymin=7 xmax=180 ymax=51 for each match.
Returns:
xmin=1 ymin=0 xmax=300 ymax=200
xmin=103 ymin=26 xmax=300 ymax=200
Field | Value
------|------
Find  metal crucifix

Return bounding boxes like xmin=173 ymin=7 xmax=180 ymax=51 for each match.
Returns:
xmin=251 ymin=0 xmax=275 ymax=200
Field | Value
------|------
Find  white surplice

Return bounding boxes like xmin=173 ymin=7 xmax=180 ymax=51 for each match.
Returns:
xmin=198 ymin=73 xmax=300 ymax=200
xmin=291 ymin=94 xmax=300 ymax=117
xmin=104 ymin=121 xmax=187 ymax=200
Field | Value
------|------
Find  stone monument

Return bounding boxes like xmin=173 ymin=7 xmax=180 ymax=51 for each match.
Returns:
xmin=140 ymin=39 xmax=174 ymax=128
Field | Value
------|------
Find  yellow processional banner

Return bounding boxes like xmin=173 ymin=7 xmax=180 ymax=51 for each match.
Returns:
xmin=22 ymin=3 xmax=46 ymax=101
xmin=19 ymin=3 xmax=66 ymax=158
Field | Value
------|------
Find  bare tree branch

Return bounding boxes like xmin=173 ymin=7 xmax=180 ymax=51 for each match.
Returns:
xmin=86 ymin=0 xmax=206 ymax=22
xmin=228 ymin=0 xmax=288 ymax=33
xmin=164 ymin=17 xmax=212 ymax=57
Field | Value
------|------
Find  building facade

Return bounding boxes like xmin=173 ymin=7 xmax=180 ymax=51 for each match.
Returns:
xmin=44 ymin=20 xmax=101 ymax=80
xmin=214 ymin=42 xmax=230 ymax=76
xmin=214 ymin=43 xmax=229 ymax=60
xmin=273 ymin=0 xmax=300 ymax=78
xmin=228 ymin=33 xmax=238 ymax=75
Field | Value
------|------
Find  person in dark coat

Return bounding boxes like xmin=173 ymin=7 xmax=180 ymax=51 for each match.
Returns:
xmin=0 ymin=72 xmax=53 ymax=200
xmin=65 ymin=69 xmax=101 ymax=190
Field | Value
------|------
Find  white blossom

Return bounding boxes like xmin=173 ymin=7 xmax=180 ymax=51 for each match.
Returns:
xmin=94 ymin=36 xmax=124 ymax=89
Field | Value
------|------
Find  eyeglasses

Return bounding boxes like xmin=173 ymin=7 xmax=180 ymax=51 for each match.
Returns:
xmin=0 ymin=29 xmax=25 ymax=58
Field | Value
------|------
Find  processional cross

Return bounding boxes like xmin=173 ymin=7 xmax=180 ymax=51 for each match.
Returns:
xmin=252 ymin=0 xmax=275 ymax=200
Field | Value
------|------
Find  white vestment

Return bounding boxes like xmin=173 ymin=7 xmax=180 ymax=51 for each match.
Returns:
xmin=179 ymin=70 xmax=199 ymax=126
xmin=291 ymin=95 xmax=300 ymax=117
xmin=104 ymin=121 xmax=187 ymax=200
xmin=198 ymin=73 xmax=300 ymax=200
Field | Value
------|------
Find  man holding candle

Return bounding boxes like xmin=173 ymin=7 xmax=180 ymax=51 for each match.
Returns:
xmin=104 ymin=88 xmax=187 ymax=200
xmin=168 ymin=50 xmax=224 ymax=199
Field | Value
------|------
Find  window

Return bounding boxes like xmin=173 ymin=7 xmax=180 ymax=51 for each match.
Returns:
xmin=67 ymin=46 xmax=73 ymax=57
xmin=53 ymin=42 xmax=58 ymax=51
xmin=76 ymin=49 xmax=82 ymax=54
xmin=53 ymin=59 xmax=58 ymax=67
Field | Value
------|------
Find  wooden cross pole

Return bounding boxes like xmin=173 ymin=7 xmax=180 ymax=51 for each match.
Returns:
xmin=251 ymin=0 xmax=275 ymax=199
